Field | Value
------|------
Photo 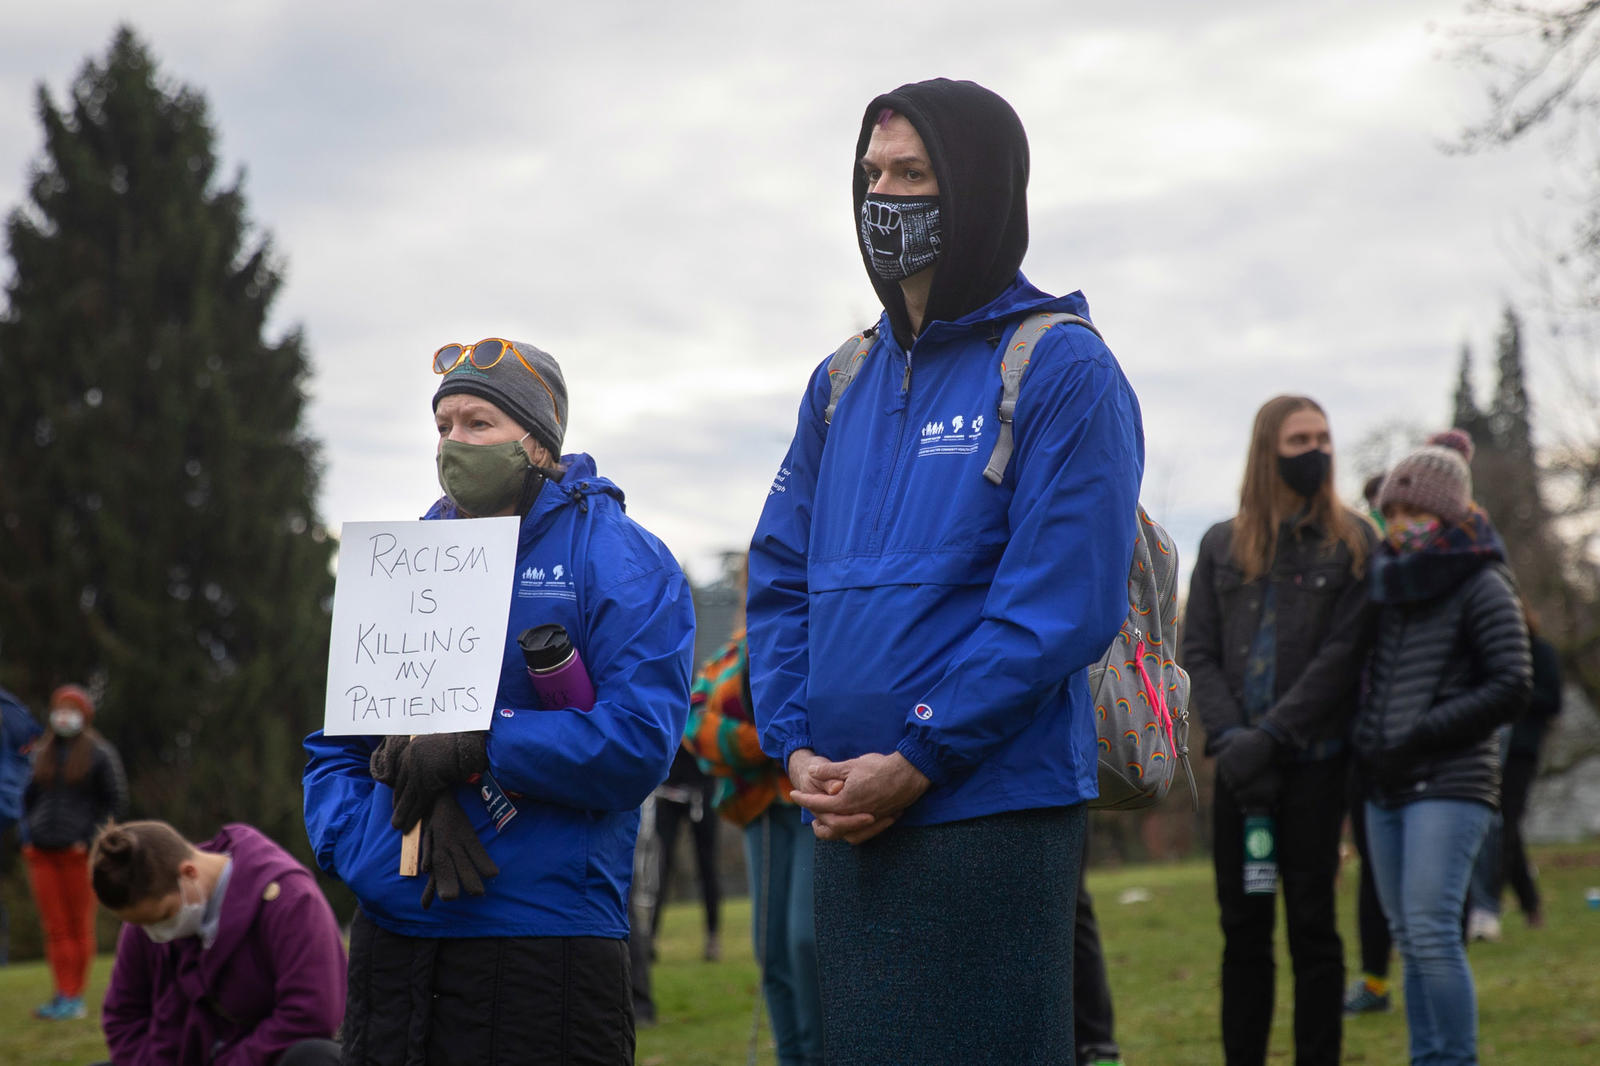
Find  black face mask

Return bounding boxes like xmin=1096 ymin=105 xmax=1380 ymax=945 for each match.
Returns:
xmin=1277 ymin=449 xmax=1332 ymax=499
xmin=860 ymin=193 xmax=942 ymax=281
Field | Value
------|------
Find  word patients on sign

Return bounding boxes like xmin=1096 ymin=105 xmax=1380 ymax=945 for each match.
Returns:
xmin=323 ymin=517 xmax=519 ymax=736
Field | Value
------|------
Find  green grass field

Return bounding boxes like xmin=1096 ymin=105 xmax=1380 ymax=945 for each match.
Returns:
xmin=3 ymin=842 xmax=1597 ymax=1065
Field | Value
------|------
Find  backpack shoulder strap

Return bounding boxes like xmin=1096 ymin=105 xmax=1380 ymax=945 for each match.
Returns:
xmin=823 ymin=327 xmax=878 ymax=425
xmin=982 ymin=312 xmax=1103 ymax=485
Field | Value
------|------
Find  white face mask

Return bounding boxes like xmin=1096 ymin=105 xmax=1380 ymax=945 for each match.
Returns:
xmin=143 ymin=879 xmax=205 ymax=944
xmin=49 ymin=709 xmax=85 ymax=738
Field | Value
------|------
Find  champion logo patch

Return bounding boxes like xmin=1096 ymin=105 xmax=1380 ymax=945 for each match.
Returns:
xmin=914 ymin=703 xmax=934 ymax=721
xmin=499 ymin=707 xmax=515 ymax=718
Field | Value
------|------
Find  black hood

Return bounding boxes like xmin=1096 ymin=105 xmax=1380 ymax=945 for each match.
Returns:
xmin=853 ymin=78 xmax=1030 ymax=347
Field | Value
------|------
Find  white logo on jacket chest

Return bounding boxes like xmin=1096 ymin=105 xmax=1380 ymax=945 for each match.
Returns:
xmin=917 ymin=411 xmax=985 ymax=459
xmin=517 ymin=563 xmax=577 ymax=601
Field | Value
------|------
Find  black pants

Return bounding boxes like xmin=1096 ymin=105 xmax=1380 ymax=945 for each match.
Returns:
xmin=342 ymin=909 xmax=633 ymax=1066
xmin=1213 ymin=756 xmax=1346 ymax=1066
xmin=1500 ymin=753 xmax=1542 ymax=917
xmin=1347 ymin=764 xmax=1391 ymax=978
xmin=1074 ymin=834 xmax=1119 ymax=1064
xmin=91 ymin=1043 xmax=340 ymax=1066
xmin=651 ymin=788 xmax=720 ymax=939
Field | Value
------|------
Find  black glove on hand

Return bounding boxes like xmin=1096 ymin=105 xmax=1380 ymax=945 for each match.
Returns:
xmin=369 ymin=736 xmax=409 ymax=786
xmin=420 ymin=791 xmax=500 ymax=910
xmin=388 ymin=732 xmax=489 ymax=832
xmin=1215 ymin=727 xmax=1280 ymax=795
xmin=1231 ymin=764 xmax=1284 ymax=810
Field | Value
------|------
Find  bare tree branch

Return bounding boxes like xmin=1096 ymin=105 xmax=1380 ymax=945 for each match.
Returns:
xmin=1448 ymin=1 xmax=1600 ymax=150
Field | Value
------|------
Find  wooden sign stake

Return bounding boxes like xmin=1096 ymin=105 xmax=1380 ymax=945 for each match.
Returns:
xmin=399 ymin=734 xmax=420 ymax=876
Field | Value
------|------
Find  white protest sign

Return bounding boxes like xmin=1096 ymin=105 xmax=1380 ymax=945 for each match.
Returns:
xmin=323 ymin=517 xmax=520 ymax=736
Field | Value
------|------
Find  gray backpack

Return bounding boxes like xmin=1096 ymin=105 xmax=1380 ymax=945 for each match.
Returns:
xmin=823 ymin=311 xmax=1195 ymax=810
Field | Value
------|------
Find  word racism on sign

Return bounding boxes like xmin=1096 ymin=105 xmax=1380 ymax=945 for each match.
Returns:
xmin=323 ymin=517 xmax=519 ymax=736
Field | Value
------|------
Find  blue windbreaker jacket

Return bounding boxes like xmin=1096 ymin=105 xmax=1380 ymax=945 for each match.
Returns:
xmin=303 ymin=454 xmax=695 ymax=938
xmin=748 ymin=275 xmax=1145 ymax=825
xmin=1 ymin=688 xmax=42 ymax=824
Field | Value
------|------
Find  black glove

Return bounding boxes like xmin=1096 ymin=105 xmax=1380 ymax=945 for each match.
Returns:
xmin=369 ymin=736 xmax=409 ymax=786
xmin=1215 ymin=727 xmax=1280 ymax=795
xmin=1230 ymin=764 xmax=1284 ymax=810
xmin=386 ymin=732 xmax=489 ymax=832
xmin=419 ymin=791 xmax=500 ymax=910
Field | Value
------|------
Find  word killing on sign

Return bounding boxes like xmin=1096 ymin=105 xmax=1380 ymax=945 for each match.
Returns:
xmin=354 ymin=624 xmax=480 ymax=664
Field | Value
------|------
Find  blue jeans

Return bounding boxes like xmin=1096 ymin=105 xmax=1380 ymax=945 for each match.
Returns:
xmin=1466 ymin=727 xmax=1513 ymax=917
xmin=1365 ymin=799 xmax=1493 ymax=1066
xmin=744 ymin=804 xmax=823 ymax=1066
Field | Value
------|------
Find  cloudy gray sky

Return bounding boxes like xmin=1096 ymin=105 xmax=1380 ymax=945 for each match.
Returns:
xmin=0 ymin=0 xmax=1571 ymax=584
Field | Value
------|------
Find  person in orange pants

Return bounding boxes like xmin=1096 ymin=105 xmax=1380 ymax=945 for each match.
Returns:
xmin=21 ymin=685 xmax=126 ymax=1019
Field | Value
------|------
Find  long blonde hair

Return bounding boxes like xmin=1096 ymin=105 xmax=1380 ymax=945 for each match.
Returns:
xmin=1232 ymin=395 xmax=1368 ymax=582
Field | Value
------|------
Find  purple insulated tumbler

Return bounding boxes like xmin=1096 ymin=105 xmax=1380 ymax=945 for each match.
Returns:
xmin=518 ymin=624 xmax=596 ymax=711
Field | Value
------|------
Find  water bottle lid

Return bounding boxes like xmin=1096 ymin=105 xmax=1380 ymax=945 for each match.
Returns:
xmin=518 ymin=623 xmax=573 ymax=671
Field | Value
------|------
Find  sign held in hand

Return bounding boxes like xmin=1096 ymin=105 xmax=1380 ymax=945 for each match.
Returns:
xmin=323 ymin=517 xmax=519 ymax=737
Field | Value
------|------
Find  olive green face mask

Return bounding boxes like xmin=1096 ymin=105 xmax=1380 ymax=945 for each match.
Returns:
xmin=436 ymin=435 xmax=536 ymax=517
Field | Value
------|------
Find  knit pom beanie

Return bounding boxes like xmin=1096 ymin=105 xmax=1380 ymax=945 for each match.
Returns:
xmin=1377 ymin=429 xmax=1474 ymax=525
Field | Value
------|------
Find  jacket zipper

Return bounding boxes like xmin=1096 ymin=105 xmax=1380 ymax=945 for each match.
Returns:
xmin=868 ymin=349 xmax=915 ymax=545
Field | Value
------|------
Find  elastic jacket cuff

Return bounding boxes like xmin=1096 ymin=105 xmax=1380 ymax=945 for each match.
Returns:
xmin=780 ymin=736 xmax=815 ymax=774
xmin=895 ymin=736 xmax=947 ymax=788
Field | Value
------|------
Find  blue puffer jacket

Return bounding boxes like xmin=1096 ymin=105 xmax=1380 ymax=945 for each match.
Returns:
xmin=748 ymin=275 xmax=1144 ymax=825
xmin=303 ymin=454 xmax=695 ymax=938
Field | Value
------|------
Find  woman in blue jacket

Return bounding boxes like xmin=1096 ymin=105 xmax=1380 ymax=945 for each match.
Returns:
xmin=303 ymin=338 xmax=695 ymax=1066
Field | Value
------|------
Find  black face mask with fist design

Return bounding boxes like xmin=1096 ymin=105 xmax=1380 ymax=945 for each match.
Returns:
xmin=859 ymin=193 xmax=942 ymax=281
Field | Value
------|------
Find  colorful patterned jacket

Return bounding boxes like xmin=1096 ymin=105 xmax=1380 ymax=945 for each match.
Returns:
xmin=682 ymin=635 xmax=793 ymax=827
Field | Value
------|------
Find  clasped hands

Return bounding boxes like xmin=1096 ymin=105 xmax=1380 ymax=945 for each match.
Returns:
xmin=787 ymin=748 xmax=931 ymax=845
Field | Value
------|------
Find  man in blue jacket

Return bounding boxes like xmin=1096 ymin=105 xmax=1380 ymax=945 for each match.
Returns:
xmin=747 ymin=79 xmax=1144 ymax=1064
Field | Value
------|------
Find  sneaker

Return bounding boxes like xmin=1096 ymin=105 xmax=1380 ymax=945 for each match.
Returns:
xmin=34 ymin=995 xmax=86 ymax=1020
xmin=1467 ymin=909 xmax=1503 ymax=943
xmin=703 ymin=932 xmax=721 ymax=961
xmin=1343 ymin=979 xmax=1392 ymax=1015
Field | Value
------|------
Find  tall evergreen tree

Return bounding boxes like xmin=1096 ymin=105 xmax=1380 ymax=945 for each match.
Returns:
xmin=0 ymin=27 xmax=333 ymax=853
xmin=1490 ymin=308 xmax=1537 ymax=469
xmin=1451 ymin=342 xmax=1489 ymax=444
xmin=1461 ymin=307 xmax=1564 ymax=617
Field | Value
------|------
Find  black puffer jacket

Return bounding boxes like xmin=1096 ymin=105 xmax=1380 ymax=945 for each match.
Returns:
xmin=1355 ymin=563 xmax=1531 ymax=809
xmin=1184 ymin=515 xmax=1377 ymax=753
xmin=22 ymin=735 xmax=127 ymax=850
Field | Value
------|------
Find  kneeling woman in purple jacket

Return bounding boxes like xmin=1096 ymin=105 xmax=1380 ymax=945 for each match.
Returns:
xmin=90 ymin=820 xmax=347 ymax=1066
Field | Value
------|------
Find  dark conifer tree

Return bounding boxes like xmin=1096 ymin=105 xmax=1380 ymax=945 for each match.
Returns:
xmin=1460 ymin=308 xmax=1565 ymax=618
xmin=0 ymin=27 xmax=333 ymax=852
xmin=1451 ymin=342 xmax=1489 ymax=445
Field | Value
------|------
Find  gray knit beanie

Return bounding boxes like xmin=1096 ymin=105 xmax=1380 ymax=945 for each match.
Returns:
xmin=432 ymin=339 xmax=567 ymax=458
xmin=1377 ymin=430 xmax=1474 ymax=525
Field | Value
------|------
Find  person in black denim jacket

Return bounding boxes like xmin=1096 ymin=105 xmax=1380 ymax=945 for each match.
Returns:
xmin=1183 ymin=395 xmax=1377 ymax=1066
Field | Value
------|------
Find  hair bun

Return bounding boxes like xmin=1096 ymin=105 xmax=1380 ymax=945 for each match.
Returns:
xmin=1426 ymin=428 xmax=1475 ymax=462
xmin=95 ymin=824 xmax=134 ymax=859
